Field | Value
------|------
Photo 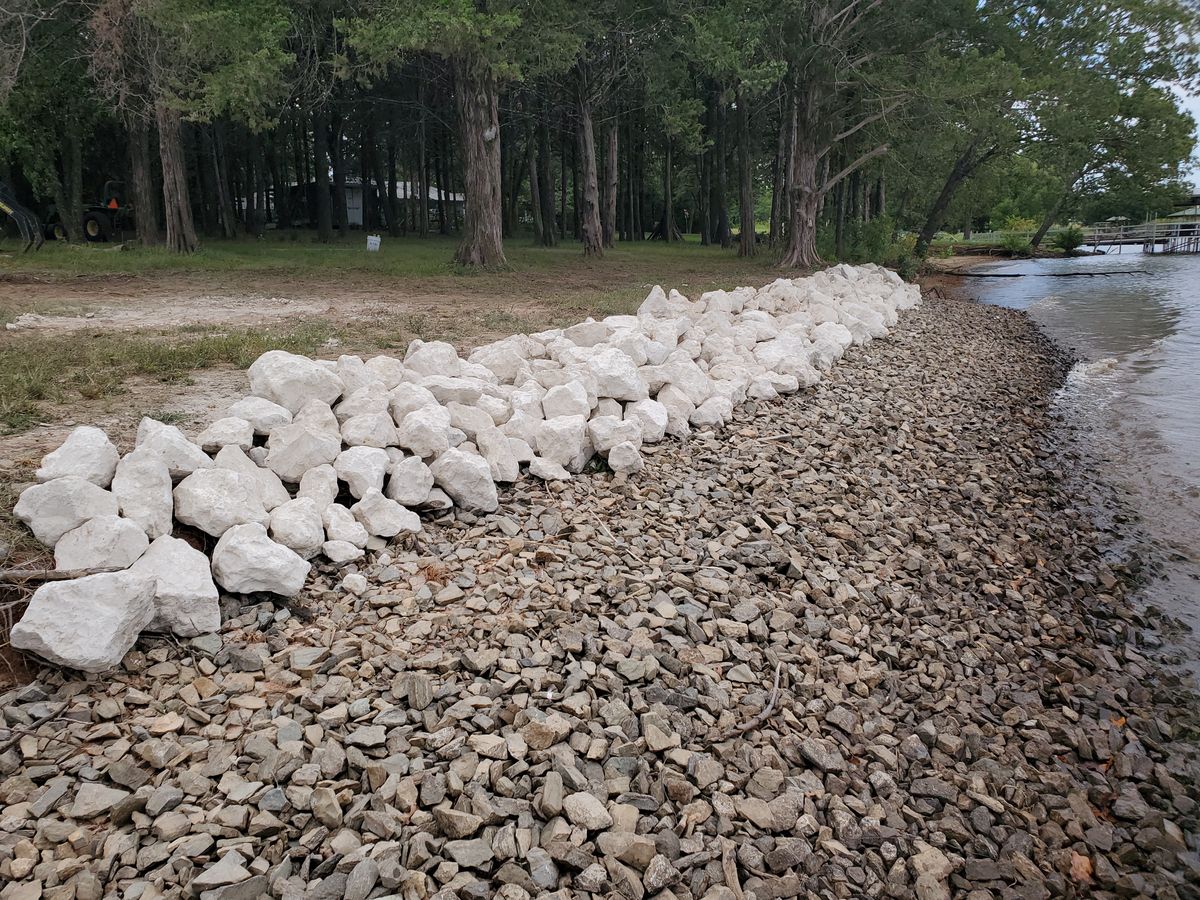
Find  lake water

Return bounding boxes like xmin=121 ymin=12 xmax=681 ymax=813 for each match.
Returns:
xmin=971 ymin=251 xmax=1200 ymax=673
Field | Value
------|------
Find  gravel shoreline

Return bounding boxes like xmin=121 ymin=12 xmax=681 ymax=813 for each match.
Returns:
xmin=1 ymin=292 xmax=1197 ymax=900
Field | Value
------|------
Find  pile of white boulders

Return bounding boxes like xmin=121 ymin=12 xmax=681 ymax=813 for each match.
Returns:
xmin=9 ymin=264 xmax=920 ymax=672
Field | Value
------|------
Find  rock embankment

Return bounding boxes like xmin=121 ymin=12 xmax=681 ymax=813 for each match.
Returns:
xmin=1 ymin=293 xmax=1198 ymax=900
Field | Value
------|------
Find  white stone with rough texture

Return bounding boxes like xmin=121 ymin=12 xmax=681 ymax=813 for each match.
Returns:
xmin=15 ymin=477 xmax=120 ymax=547
xmin=528 ymin=456 xmax=571 ymax=481
xmin=136 ymin=418 xmax=212 ymax=481
xmin=404 ymin=340 xmax=461 ymax=377
xmin=54 ymin=515 xmax=149 ymax=571
xmin=298 ymin=465 xmax=338 ymax=512
xmin=421 ymin=375 xmax=484 ymax=406
xmin=130 ymin=535 xmax=220 ymax=636
xmin=541 ymin=381 xmax=591 ymax=419
xmin=322 ymin=540 xmax=364 ymax=564
xmin=266 ymin=424 xmax=341 ymax=483
xmin=608 ymin=441 xmax=644 ymax=474
xmin=388 ymin=382 xmax=438 ymax=423
xmin=587 ymin=416 xmax=643 ymax=454
xmin=11 ymin=571 xmax=155 ymax=672
xmin=396 ymin=405 xmax=452 ymax=458
xmin=385 ymin=457 xmax=434 ymax=507
xmin=248 ymin=350 xmax=344 ymax=413
xmin=536 ymin=416 xmax=589 ymax=467
xmin=196 ymin=417 xmax=254 ymax=453
xmin=588 ymin=348 xmax=649 ymax=402
xmin=213 ymin=445 xmax=290 ymax=511
xmin=226 ymin=396 xmax=292 ymax=435
xmin=334 ymin=355 xmax=385 ymax=397
xmin=174 ymin=469 xmax=269 ymax=537
xmin=365 ymin=355 xmax=406 ymax=389
xmin=268 ymin=497 xmax=325 ymax=559
xmin=36 ymin=426 xmax=120 ymax=487
xmin=111 ymin=450 xmax=174 ymax=539
xmin=656 ymin=385 xmax=695 ymax=438
xmin=341 ymin=412 xmax=397 ymax=448
xmin=352 ymin=489 xmax=421 ymax=537
xmin=334 ymin=386 xmax=390 ymax=424
xmin=477 ymin=426 xmax=519 ymax=482
xmin=691 ymin=395 xmax=734 ymax=428
xmin=430 ymin=449 xmax=498 ymax=513
xmin=322 ymin=503 xmax=369 ymax=548
xmin=293 ymin=399 xmax=340 ymax=435
xmin=334 ymin=446 xmax=390 ymax=498
xmin=211 ymin=523 xmax=310 ymax=596
xmin=624 ymin=399 xmax=669 ymax=444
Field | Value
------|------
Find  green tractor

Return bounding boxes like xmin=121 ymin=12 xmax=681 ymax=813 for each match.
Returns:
xmin=44 ymin=181 xmax=132 ymax=243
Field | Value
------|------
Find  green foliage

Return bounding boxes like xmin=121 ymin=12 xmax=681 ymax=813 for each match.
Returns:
xmin=1000 ymin=231 xmax=1031 ymax=254
xmin=1051 ymin=225 xmax=1085 ymax=251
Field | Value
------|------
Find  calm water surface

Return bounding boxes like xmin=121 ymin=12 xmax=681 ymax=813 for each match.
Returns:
xmin=973 ymin=251 xmax=1200 ymax=671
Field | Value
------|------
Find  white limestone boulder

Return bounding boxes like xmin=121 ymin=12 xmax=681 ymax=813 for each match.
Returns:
xmin=268 ymin=497 xmax=325 ymax=559
xmin=430 ymin=448 xmax=498 ymax=513
xmin=293 ymin=399 xmax=340 ymax=435
xmin=136 ymin=418 xmax=212 ymax=481
xmin=385 ymin=457 xmax=434 ymax=507
xmin=528 ymin=456 xmax=571 ymax=481
xmin=421 ymin=375 xmax=483 ymax=406
xmin=11 ymin=571 xmax=155 ymax=673
xmin=588 ymin=348 xmax=649 ymax=402
xmin=334 ymin=355 xmax=386 ymax=397
xmin=298 ymin=465 xmax=339 ymax=512
xmin=15 ymin=477 xmax=120 ymax=547
xmin=213 ymin=445 xmax=290 ymax=511
xmin=334 ymin=446 xmax=390 ymax=498
xmin=54 ymin=515 xmax=149 ymax=571
xmin=335 ymin=386 xmax=390 ymax=424
xmin=111 ymin=450 xmax=173 ymax=539
xmin=341 ymin=412 xmax=398 ymax=448
xmin=322 ymin=503 xmax=369 ymax=548
xmin=322 ymin=540 xmax=364 ymax=564
xmin=541 ymin=381 xmax=591 ymax=419
xmin=608 ymin=441 xmax=644 ymax=475
xmin=248 ymin=350 xmax=344 ymax=413
xmin=365 ymin=355 xmax=407 ymax=389
xmin=265 ymin=424 xmax=342 ymax=483
xmin=352 ymin=489 xmax=421 ymax=537
xmin=477 ymin=426 xmax=519 ymax=482
xmin=396 ymin=405 xmax=452 ymax=458
xmin=691 ymin=395 xmax=734 ymax=428
xmin=36 ymin=426 xmax=119 ymax=487
xmin=404 ymin=340 xmax=462 ymax=377
xmin=388 ymin=382 xmax=439 ymax=423
xmin=196 ymin=417 xmax=254 ymax=453
xmin=564 ymin=319 xmax=612 ymax=348
xmin=174 ymin=468 xmax=269 ymax=537
xmin=536 ymin=416 xmax=589 ymax=468
xmin=211 ymin=523 xmax=310 ymax=597
xmin=657 ymin=385 xmax=695 ymax=438
xmin=624 ymin=399 xmax=669 ymax=444
xmin=130 ymin=535 xmax=220 ymax=637
xmin=226 ymin=396 xmax=292 ymax=435
xmin=587 ymin=416 xmax=643 ymax=453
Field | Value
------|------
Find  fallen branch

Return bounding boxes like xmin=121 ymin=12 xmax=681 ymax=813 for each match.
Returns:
xmin=950 ymin=269 xmax=1145 ymax=278
xmin=721 ymin=838 xmax=745 ymax=900
xmin=0 ymin=701 xmax=65 ymax=754
xmin=0 ymin=566 xmax=122 ymax=585
xmin=726 ymin=661 xmax=783 ymax=738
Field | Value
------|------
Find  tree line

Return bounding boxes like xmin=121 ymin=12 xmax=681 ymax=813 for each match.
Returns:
xmin=0 ymin=0 xmax=1197 ymax=267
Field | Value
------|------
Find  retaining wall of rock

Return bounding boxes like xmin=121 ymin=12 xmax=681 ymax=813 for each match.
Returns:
xmin=9 ymin=264 xmax=920 ymax=672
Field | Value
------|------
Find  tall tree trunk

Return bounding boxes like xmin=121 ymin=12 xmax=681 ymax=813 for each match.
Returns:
xmin=52 ymin=134 xmax=84 ymax=243
xmin=368 ymin=118 xmax=397 ymax=236
xmin=780 ymin=83 xmax=821 ymax=269
xmin=528 ymin=117 xmax=543 ymax=243
xmin=715 ymin=95 xmax=731 ymax=248
xmin=417 ymin=77 xmax=430 ymax=236
xmin=386 ymin=126 xmax=401 ymax=237
xmin=329 ymin=113 xmax=348 ymax=236
xmin=835 ymin=176 xmax=847 ymax=259
xmin=698 ymin=149 xmax=711 ymax=246
xmin=659 ymin=136 xmax=675 ymax=242
xmin=312 ymin=111 xmax=334 ymax=242
xmin=195 ymin=126 xmax=219 ymax=236
xmin=736 ymin=86 xmax=755 ymax=257
xmin=602 ymin=118 xmax=618 ymax=248
xmin=129 ymin=119 xmax=160 ymax=245
xmin=914 ymin=139 xmax=997 ymax=258
xmin=1030 ymin=168 xmax=1084 ymax=248
xmin=769 ymin=89 xmax=787 ymax=247
xmin=576 ymin=74 xmax=603 ymax=257
xmin=271 ymin=130 xmax=290 ymax=230
xmin=156 ymin=103 xmax=198 ymax=253
xmin=212 ymin=122 xmax=237 ymax=239
xmin=452 ymin=54 xmax=506 ymax=267
xmin=537 ymin=108 xmax=557 ymax=246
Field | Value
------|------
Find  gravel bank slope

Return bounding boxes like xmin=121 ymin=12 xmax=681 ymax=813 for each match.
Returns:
xmin=1 ymin=294 xmax=1197 ymax=900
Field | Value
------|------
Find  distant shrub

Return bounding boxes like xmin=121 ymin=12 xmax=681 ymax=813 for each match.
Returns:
xmin=1052 ymin=225 xmax=1085 ymax=252
xmin=1000 ymin=232 xmax=1031 ymax=255
xmin=1000 ymin=215 xmax=1039 ymax=232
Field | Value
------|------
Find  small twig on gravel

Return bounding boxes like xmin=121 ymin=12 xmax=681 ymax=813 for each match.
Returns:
xmin=729 ymin=661 xmax=783 ymax=737
xmin=0 ymin=701 xmax=66 ymax=754
xmin=0 ymin=566 xmax=122 ymax=584
xmin=721 ymin=838 xmax=745 ymax=900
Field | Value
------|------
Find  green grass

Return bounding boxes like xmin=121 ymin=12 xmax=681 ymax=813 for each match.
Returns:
xmin=0 ymin=322 xmax=339 ymax=432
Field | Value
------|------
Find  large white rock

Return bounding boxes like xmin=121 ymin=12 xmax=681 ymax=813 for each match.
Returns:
xmin=213 ymin=445 xmax=290 ymax=511
xmin=608 ymin=441 xmax=644 ymax=475
xmin=226 ymin=396 xmax=292 ymax=435
xmin=136 ymin=418 xmax=212 ymax=481
xmin=130 ymin=535 xmax=220 ymax=636
xmin=624 ymin=399 xmax=669 ymax=444
xmin=111 ymin=450 xmax=173 ymax=539
xmin=528 ymin=456 xmax=571 ymax=481
xmin=14 ymin=477 xmax=120 ymax=547
xmin=447 ymin=402 xmax=495 ymax=441
xmin=11 ymin=571 xmax=155 ymax=673
xmin=421 ymin=375 xmax=483 ymax=406
xmin=388 ymin=383 xmax=439 ymax=422
xmin=173 ymin=468 xmax=269 ymax=537
xmin=657 ymin=385 xmax=695 ymax=438
xmin=365 ymin=355 xmax=407 ymax=389
xmin=248 ymin=350 xmax=344 ymax=414
xmin=54 ymin=515 xmax=149 ymax=571
xmin=690 ymin=395 xmax=734 ymax=428
xmin=334 ymin=446 xmax=390 ymax=498
xmin=587 ymin=416 xmax=643 ymax=454
xmin=476 ymin=426 xmax=519 ymax=482
xmin=268 ymin=497 xmax=325 ymax=559
xmin=211 ymin=523 xmax=311 ymax=597
xmin=322 ymin=503 xmax=369 ymax=548
xmin=396 ymin=405 xmax=452 ymax=458
xmin=322 ymin=540 xmax=364 ymax=564
xmin=541 ymin=381 xmax=591 ymax=419
xmin=335 ymin=386 xmax=390 ymax=424
xmin=196 ymin=417 xmax=254 ymax=453
xmin=587 ymin=348 xmax=649 ymax=402
xmin=430 ymin=449 xmax=498 ymax=513
xmin=334 ymin=355 xmax=386 ymax=397
xmin=266 ymin=424 xmax=341 ymax=483
xmin=293 ymin=399 xmax=340 ymax=435
xmin=385 ymin=457 xmax=434 ymax=507
xmin=298 ymin=465 xmax=339 ymax=512
xmin=536 ymin=416 xmax=589 ymax=468
xmin=404 ymin=340 xmax=462 ymax=377
xmin=352 ymin=489 xmax=421 ymax=537
xmin=341 ymin=412 xmax=397 ymax=449
xmin=36 ymin=426 xmax=119 ymax=487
